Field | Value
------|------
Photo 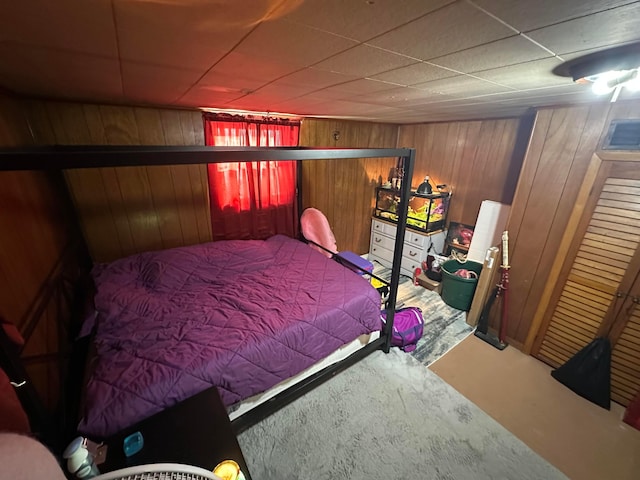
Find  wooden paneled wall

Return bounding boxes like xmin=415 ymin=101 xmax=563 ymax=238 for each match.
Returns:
xmin=24 ymin=101 xmax=211 ymax=263
xmin=397 ymin=118 xmax=528 ymax=227
xmin=299 ymin=118 xmax=399 ymax=254
xmin=0 ymin=93 xmax=80 ymax=414
xmin=299 ymin=117 xmax=528 ymax=256
xmin=502 ymin=99 xmax=640 ymax=348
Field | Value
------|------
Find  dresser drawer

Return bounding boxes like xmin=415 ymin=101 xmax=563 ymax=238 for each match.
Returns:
xmin=401 ymin=255 xmax=422 ymax=276
xmin=370 ymin=233 xmax=395 ymax=251
xmin=372 ymin=219 xmax=397 ymax=237
xmin=405 ymin=231 xmax=426 ymax=248
xmin=402 ymin=243 xmax=422 ymax=263
xmin=369 ymin=244 xmax=393 ymax=268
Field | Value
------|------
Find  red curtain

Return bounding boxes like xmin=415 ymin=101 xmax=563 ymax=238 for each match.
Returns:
xmin=204 ymin=114 xmax=300 ymax=241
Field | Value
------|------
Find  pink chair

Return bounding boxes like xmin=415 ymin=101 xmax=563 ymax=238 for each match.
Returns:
xmin=300 ymin=208 xmax=373 ymax=275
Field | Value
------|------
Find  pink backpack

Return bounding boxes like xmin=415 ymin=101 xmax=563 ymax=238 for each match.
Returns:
xmin=380 ymin=307 xmax=424 ymax=352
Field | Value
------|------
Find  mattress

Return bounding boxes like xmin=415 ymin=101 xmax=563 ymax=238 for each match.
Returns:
xmin=78 ymin=235 xmax=381 ymax=438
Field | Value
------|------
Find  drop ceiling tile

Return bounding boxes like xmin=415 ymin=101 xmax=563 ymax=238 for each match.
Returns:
xmin=307 ymin=100 xmax=402 ymax=117
xmin=413 ymin=75 xmax=512 ymax=97
xmin=0 ymin=0 xmax=117 ymax=57
xmin=431 ymin=35 xmax=552 ymax=73
xmin=317 ymin=79 xmax=401 ymax=96
xmin=225 ymin=95 xmax=280 ymax=113
xmin=198 ymin=52 xmax=304 ymax=91
xmin=472 ymin=0 xmax=635 ymax=33
xmin=473 ymin=57 xmax=571 ymax=90
xmin=250 ymin=82 xmax=321 ymax=103
xmin=235 ymin=19 xmax=357 ymax=67
xmin=277 ymin=68 xmax=360 ymax=89
xmin=313 ymin=45 xmax=416 ymax=77
xmin=351 ymin=86 xmax=454 ymax=107
xmin=474 ymin=84 xmax=597 ymax=108
xmin=115 ymin=1 xmax=243 ymax=70
xmin=495 ymin=90 xmax=601 ymax=108
xmin=368 ymin=2 xmax=514 ymax=61
xmin=527 ymin=3 xmax=640 ymax=55
xmin=268 ymin=97 xmax=334 ymax=116
xmin=370 ymin=62 xmax=458 ymax=85
xmin=616 ymin=89 xmax=640 ymax=102
xmin=175 ymin=89 xmax=246 ymax=110
xmin=280 ymin=0 xmax=454 ymax=41
xmin=121 ymin=62 xmax=205 ymax=105
xmin=0 ymin=44 xmax=122 ymax=101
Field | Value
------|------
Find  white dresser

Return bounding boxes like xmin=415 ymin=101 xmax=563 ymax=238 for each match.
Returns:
xmin=369 ymin=218 xmax=446 ymax=277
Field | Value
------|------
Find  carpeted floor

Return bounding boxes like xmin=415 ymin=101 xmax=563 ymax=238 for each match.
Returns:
xmin=372 ymin=263 xmax=473 ymax=366
xmin=237 ymin=349 xmax=568 ymax=480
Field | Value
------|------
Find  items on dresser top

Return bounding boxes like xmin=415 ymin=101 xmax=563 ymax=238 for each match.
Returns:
xmin=373 ymin=187 xmax=450 ymax=234
xmin=369 ymin=218 xmax=446 ymax=278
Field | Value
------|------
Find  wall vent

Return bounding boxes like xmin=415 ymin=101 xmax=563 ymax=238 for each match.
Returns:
xmin=602 ymin=119 xmax=640 ymax=150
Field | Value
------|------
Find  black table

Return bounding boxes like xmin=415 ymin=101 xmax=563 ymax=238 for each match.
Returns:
xmin=99 ymin=387 xmax=252 ymax=479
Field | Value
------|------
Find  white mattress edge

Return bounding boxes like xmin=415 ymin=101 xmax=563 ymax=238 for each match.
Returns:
xmin=228 ymin=330 xmax=381 ymax=421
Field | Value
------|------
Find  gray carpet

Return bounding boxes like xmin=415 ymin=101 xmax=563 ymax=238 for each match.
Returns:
xmin=238 ymin=349 xmax=568 ymax=480
xmin=372 ymin=263 xmax=473 ymax=366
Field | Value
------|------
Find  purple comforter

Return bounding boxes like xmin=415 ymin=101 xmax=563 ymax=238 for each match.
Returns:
xmin=78 ymin=235 xmax=381 ymax=438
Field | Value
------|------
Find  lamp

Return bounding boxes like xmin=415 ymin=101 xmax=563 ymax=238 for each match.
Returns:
xmin=553 ymin=42 xmax=640 ymax=101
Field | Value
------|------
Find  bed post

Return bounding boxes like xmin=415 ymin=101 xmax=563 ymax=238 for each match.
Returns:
xmin=382 ymin=149 xmax=415 ymax=353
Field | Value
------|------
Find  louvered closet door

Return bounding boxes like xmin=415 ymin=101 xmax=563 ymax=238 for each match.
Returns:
xmin=610 ymin=297 xmax=640 ymax=405
xmin=534 ymin=162 xmax=640 ymax=406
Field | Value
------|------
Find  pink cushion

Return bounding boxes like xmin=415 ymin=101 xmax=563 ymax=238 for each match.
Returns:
xmin=300 ymin=208 xmax=337 ymax=258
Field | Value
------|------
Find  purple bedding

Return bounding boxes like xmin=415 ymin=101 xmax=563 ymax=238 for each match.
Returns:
xmin=78 ymin=235 xmax=381 ymax=438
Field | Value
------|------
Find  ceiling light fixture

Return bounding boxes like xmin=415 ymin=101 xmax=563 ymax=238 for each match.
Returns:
xmin=553 ymin=42 xmax=640 ymax=102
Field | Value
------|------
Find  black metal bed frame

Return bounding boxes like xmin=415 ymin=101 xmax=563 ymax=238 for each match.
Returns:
xmin=0 ymin=145 xmax=416 ymax=438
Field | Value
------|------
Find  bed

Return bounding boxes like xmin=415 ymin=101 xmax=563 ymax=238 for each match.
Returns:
xmin=77 ymin=234 xmax=381 ymax=437
xmin=0 ymin=145 xmax=416 ymax=443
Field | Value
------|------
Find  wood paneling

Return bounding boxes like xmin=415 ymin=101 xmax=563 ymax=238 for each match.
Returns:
xmin=299 ymin=118 xmax=399 ymax=254
xmin=0 ymin=93 xmax=80 ymax=414
xmin=510 ymin=99 xmax=640 ymax=349
xmin=25 ymin=101 xmax=211 ymax=262
xmin=397 ymin=117 xmax=526 ymax=227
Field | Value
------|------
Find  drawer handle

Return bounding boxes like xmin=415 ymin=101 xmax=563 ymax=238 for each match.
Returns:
xmin=375 ymin=237 xmax=382 ymax=243
xmin=409 ymin=251 xmax=417 ymax=257
xmin=375 ymin=224 xmax=381 ymax=230
xmin=373 ymin=248 xmax=377 ymax=252
xmin=414 ymin=237 xmax=419 ymax=242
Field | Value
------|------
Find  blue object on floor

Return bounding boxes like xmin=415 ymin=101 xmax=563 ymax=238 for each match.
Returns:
xmin=123 ymin=431 xmax=144 ymax=457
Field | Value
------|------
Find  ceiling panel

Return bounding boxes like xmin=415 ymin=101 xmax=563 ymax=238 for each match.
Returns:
xmin=175 ymin=88 xmax=246 ymax=110
xmin=315 ymin=79 xmax=401 ymax=96
xmin=472 ymin=57 xmax=570 ymax=90
xmin=350 ymin=86 xmax=454 ymax=107
xmin=313 ymin=45 xmax=416 ymax=77
xmin=527 ymin=3 xmax=640 ymax=55
xmin=234 ymin=19 xmax=357 ymax=67
xmin=472 ymin=0 xmax=636 ymax=33
xmin=121 ymin=62 xmax=205 ymax=105
xmin=0 ymin=0 xmax=638 ymax=124
xmin=0 ymin=43 xmax=122 ymax=101
xmin=191 ymin=52 xmax=304 ymax=98
xmin=280 ymin=0 xmax=454 ymax=42
xmin=277 ymin=68 xmax=360 ymax=89
xmin=431 ymin=35 xmax=552 ymax=73
xmin=114 ymin=1 xmax=244 ymax=70
xmin=368 ymin=2 xmax=514 ymax=61
xmin=370 ymin=62 xmax=458 ymax=85
xmin=0 ymin=0 xmax=117 ymax=57
xmin=413 ymin=75 xmax=513 ymax=97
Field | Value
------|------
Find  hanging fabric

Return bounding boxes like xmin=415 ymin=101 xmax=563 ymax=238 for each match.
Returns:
xmin=550 ymin=336 xmax=612 ymax=409
xmin=203 ymin=113 xmax=300 ymax=241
